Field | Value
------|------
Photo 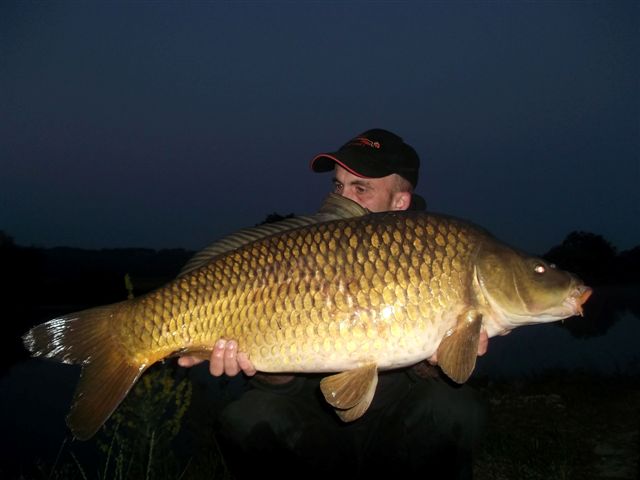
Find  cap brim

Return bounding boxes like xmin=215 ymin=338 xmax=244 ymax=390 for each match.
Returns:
xmin=310 ymin=153 xmax=337 ymax=173
xmin=310 ymin=151 xmax=394 ymax=179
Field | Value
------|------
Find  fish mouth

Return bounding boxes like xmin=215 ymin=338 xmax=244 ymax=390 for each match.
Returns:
xmin=564 ymin=285 xmax=593 ymax=317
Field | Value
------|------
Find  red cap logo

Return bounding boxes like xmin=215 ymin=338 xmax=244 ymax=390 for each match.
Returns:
xmin=348 ymin=137 xmax=381 ymax=149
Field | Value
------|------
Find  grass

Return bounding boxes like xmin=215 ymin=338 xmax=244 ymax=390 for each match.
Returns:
xmin=473 ymin=372 xmax=640 ymax=480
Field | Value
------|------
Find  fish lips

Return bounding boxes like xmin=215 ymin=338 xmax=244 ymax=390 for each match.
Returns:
xmin=564 ymin=285 xmax=593 ymax=317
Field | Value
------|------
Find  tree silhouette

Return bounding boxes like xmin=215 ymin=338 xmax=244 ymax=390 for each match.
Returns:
xmin=543 ymin=231 xmax=639 ymax=338
xmin=1 ymin=234 xmax=46 ymax=373
xmin=543 ymin=231 xmax=617 ymax=286
xmin=0 ymin=230 xmax=15 ymax=248
xmin=615 ymin=246 xmax=640 ymax=284
xmin=259 ymin=212 xmax=295 ymax=225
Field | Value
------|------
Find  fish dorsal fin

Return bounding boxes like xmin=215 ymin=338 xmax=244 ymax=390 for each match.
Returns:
xmin=437 ymin=309 xmax=483 ymax=384
xmin=317 ymin=192 xmax=369 ymax=218
xmin=320 ymin=363 xmax=378 ymax=422
xmin=179 ymin=193 xmax=368 ymax=276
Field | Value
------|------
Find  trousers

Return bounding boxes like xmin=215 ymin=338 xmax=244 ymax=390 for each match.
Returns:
xmin=215 ymin=369 xmax=486 ymax=479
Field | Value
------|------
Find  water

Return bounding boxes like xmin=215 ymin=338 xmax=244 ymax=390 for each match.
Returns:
xmin=475 ymin=312 xmax=640 ymax=378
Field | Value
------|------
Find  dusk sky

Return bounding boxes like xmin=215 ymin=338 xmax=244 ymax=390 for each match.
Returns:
xmin=1 ymin=1 xmax=638 ymax=256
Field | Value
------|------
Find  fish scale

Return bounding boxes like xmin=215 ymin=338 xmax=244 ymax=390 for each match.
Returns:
xmin=113 ymin=212 xmax=473 ymax=374
xmin=23 ymin=194 xmax=591 ymax=439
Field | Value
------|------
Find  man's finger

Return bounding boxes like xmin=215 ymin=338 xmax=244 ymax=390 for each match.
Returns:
xmin=237 ymin=352 xmax=257 ymax=376
xmin=210 ymin=339 xmax=226 ymax=377
xmin=427 ymin=353 xmax=438 ymax=365
xmin=477 ymin=331 xmax=489 ymax=356
xmin=224 ymin=340 xmax=240 ymax=376
xmin=178 ymin=356 xmax=202 ymax=367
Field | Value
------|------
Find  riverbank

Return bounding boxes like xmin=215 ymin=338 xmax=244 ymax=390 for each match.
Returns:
xmin=474 ymin=373 xmax=639 ymax=479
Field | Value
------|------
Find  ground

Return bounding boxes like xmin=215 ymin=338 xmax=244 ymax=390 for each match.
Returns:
xmin=473 ymin=373 xmax=639 ymax=480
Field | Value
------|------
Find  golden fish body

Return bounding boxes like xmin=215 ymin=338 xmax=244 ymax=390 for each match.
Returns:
xmin=23 ymin=194 xmax=591 ymax=439
xmin=121 ymin=211 xmax=473 ymax=372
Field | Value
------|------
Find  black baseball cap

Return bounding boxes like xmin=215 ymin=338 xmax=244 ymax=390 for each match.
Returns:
xmin=310 ymin=128 xmax=420 ymax=188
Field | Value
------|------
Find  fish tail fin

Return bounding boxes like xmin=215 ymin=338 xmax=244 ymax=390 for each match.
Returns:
xmin=22 ymin=303 xmax=148 ymax=440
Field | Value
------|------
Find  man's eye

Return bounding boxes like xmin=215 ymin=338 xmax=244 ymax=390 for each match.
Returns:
xmin=333 ymin=183 xmax=343 ymax=193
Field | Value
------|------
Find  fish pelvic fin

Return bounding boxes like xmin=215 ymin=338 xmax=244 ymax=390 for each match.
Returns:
xmin=437 ymin=309 xmax=483 ymax=384
xmin=320 ymin=363 xmax=378 ymax=422
xmin=22 ymin=303 xmax=147 ymax=440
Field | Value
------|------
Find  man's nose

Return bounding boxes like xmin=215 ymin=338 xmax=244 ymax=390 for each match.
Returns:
xmin=339 ymin=190 xmax=357 ymax=203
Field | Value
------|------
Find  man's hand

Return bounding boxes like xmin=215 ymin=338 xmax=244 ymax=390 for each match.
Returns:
xmin=426 ymin=330 xmax=489 ymax=365
xmin=177 ymin=339 xmax=257 ymax=377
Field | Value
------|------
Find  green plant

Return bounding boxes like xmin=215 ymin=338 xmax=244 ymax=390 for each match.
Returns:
xmin=95 ymin=364 xmax=193 ymax=480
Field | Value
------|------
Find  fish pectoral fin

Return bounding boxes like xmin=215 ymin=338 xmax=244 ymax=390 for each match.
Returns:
xmin=320 ymin=363 xmax=378 ymax=422
xmin=437 ymin=309 xmax=483 ymax=384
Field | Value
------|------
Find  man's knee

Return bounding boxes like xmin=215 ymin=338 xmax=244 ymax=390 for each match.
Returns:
xmin=404 ymin=378 xmax=487 ymax=445
xmin=215 ymin=387 xmax=355 ymax=479
xmin=218 ymin=389 xmax=299 ymax=443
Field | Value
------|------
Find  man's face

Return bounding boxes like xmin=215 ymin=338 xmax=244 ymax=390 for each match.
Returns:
xmin=332 ymin=165 xmax=411 ymax=213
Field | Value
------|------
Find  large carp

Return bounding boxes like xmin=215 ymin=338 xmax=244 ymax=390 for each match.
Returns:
xmin=23 ymin=194 xmax=591 ymax=440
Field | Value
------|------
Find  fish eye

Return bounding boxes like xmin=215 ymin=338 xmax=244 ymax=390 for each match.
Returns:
xmin=534 ymin=264 xmax=546 ymax=274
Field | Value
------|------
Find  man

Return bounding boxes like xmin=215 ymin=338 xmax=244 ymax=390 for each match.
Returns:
xmin=179 ymin=128 xmax=488 ymax=479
